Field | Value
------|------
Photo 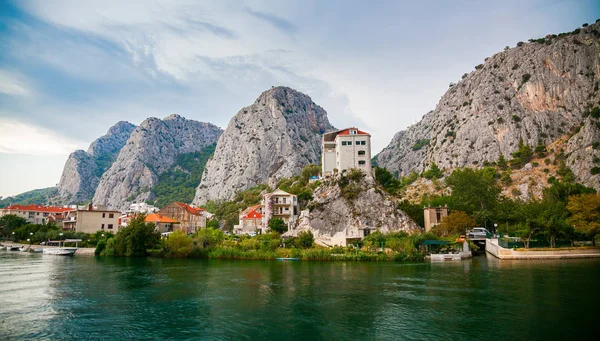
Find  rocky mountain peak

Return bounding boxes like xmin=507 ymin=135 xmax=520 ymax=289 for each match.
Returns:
xmin=92 ymin=115 xmax=223 ymax=210
xmin=376 ymin=21 xmax=600 ymax=193
xmin=193 ymin=86 xmax=336 ymax=205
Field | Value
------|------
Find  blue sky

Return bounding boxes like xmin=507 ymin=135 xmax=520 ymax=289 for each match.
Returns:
xmin=0 ymin=0 xmax=598 ymax=198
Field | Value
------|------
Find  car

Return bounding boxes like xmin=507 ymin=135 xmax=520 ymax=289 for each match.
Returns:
xmin=467 ymin=228 xmax=490 ymax=238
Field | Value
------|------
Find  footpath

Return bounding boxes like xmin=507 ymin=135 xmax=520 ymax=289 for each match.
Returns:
xmin=486 ymin=238 xmax=600 ymax=260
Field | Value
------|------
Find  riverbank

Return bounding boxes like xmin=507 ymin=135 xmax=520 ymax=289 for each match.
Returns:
xmin=486 ymin=238 xmax=600 ymax=260
xmin=0 ymin=242 xmax=96 ymax=255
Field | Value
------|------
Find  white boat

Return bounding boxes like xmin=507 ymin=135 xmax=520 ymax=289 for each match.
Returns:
xmin=20 ymin=246 xmax=30 ymax=252
xmin=43 ymin=239 xmax=81 ymax=256
xmin=43 ymin=248 xmax=77 ymax=256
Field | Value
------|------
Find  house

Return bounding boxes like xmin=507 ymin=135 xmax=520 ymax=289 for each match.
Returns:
xmin=262 ymin=189 xmax=299 ymax=230
xmin=233 ymin=205 xmax=265 ymax=235
xmin=62 ymin=205 xmax=121 ymax=234
xmin=0 ymin=204 xmax=73 ymax=225
xmin=158 ymin=202 xmax=207 ymax=234
xmin=127 ymin=202 xmax=158 ymax=214
xmin=322 ymin=127 xmax=372 ymax=177
xmin=145 ymin=213 xmax=180 ymax=233
xmin=424 ymin=206 xmax=448 ymax=232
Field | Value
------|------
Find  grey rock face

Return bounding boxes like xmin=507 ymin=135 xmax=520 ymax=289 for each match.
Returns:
xmin=93 ymin=115 xmax=222 ymax=210
xmin=57 ymin=121 xmax=136 ymax=204
xmin=194 ymin=86 xmax=336 ymax=204
xmin=290 ymin=172 xmax=420 ymax=244
xmin=376 ymin=23 xmax=600 ymax=191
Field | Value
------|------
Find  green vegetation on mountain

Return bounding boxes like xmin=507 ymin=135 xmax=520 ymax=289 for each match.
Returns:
xmin=203 ymin=164 xmax=321 ymax=230
xmin=0 ymin=187 xmax=58 ymax=207
xmin=150 ymin=143 xmax=216 ymax=208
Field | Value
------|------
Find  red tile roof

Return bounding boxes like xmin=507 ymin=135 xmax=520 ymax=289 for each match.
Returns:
xmin=145 ymin=213 xmax=180 ymax=224
xmin=175 ymin=202 xmax=205 ymax=216
xmin=2 ymin=204 xmax=73 ymax=213
xmin=337 ymin=128 xmax=369 ymax=136
xmin=241 ymin=205 xmax=263 ymax=219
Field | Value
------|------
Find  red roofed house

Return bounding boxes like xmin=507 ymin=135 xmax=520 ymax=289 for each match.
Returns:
xmin=322 ymin=127 xmax=372 ymax=177
xmin=157 ymin=202 xmax=207 ymax=234
xmin=233 ymin=204 xmax=265 ymax=235
xmin=0 ymin=204 xmax=73 ymax=225
xmin=145 ymin=213 xmax=180 ymax=233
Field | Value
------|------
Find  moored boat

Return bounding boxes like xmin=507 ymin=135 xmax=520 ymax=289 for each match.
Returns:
xmin=43 ymin=248 xmax=77 ymax=256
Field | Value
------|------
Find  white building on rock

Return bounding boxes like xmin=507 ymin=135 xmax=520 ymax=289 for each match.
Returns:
xmin=322 ymin=128 xmax=372 ymax=177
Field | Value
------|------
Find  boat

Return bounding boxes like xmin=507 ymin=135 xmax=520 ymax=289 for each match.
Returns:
xmin=43 ymin=239 xmax=82 ymax=256
xmin=276 ymin=257 xmax=299 ymax=261
xmin=20 ymin=246 xmax=30 ymax=252
xmin=43 ymin=248 xmax=77 ymax=256
xmin=31 ymin=248 xmax=43 ymax=253
xmin=8 ymin=245 xmax=20 ymax=251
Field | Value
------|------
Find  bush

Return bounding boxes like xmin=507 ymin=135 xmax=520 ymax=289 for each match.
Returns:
xmin=268 ymin=218 xmax=287 ymax=233
xmin=296 ymin=230 xmax=314 ymax=249
xmin=102 ymin=215 xmax=160 ymax=257
xmin=163 ymin=230 xmax=193 ymax=257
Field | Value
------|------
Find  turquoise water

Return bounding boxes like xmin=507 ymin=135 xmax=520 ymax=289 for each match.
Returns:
xmin=0 ymin=252 xmax=598 ymax=340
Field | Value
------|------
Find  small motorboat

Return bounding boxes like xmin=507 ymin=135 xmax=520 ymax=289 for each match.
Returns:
xmin=8 ymin=245 xmax=20 ymax=251
xmin=43 ymin=248 xmax=77 ymax=256
xmin=20 ymin=246 xmax=31 ymax=252
xmin=276 ymin=257 xmax=299 ymax=261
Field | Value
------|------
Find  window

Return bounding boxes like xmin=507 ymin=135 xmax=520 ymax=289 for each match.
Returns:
xmin=109 ymin=213 xmax=114 ymax=218
xmin=341 ymin=141 xmax=347 ymax=146
xmin=102 ymin=213 xmax=106 ymax=218
xmin=37 ymin=212 xmax=40 ymax=216
xmin=358 ymin=161 xmax=366 ymax=165
xmin=358 ymin=151 xmax=366 ymax=156
xmin=360 ymin=141 xmax=366 ymax=145
xmin=350 ymin=130 xmax=357 ymax=135
xmin=101 ymin=224 xmax=105 ymax=230
xmin=108 ymin=224 xmax=113 ymax=229
xmin=283 ymin=198 xmax=286 ymax=203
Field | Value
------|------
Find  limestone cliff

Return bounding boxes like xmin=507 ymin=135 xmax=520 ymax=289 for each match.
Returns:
xmin=288 ymin=170 xmax=420 ymax=246
xmin=92 ymin=115 xmax=222 ymax=210
xmin=376 ymin=22 xmax=600 ymax=192
xmin=194 ymin=86 xmax=336 ymax=204
xmin=57 ymin=121 xmax=136 ymax=204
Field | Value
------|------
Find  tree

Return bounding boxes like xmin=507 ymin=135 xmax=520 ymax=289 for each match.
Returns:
xmin=423 ymin=162 xmax=443 ymax=180
xmin=268 ymin=218 xmax=287 ymax=233
xmin=375 ymin=167 xmax=400 ymax=194
xmin=510 ymin=139 xmax=533 ymax=168
xmin=296 ymin=230 xmax=314 ymax=249
xmin=497 ymin=154 xmax=508 ymax=170
xmin=197 ymin=228 xmax=224 ymax=248
xmin=445 ymin=168 xmax=500 ymax=228
xmin=0 ymin=214 xmax=28 ymax=237
xmin=567 ymin=194 xmax=600 ymax=246
xmin=164 ymin=230 xmax=193 ymax=257
xmin=102 ymin=215 xmax=160 ymax=256
xmin=397 ymin=200 xmax=424 ymax=228
xmin=433 ymin=211 xmax=476 ymax=237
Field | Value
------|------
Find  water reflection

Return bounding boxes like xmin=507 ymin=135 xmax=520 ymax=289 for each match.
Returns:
xmin=0 ymin=252 xmax=598 ymax=340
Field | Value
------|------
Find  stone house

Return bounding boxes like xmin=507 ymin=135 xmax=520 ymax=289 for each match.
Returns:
xmin=158 ymin=202 xmax=207 ymax=234
xmin=423 ymin=206 xmax=448 ymax=232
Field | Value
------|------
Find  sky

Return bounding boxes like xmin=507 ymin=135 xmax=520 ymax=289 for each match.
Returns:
xmin=0 ymin=0 xmax=598 ymax=198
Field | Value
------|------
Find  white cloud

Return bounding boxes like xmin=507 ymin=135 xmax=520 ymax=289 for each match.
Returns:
xmin=0 ymin=70 xmax=31 ymax=96
xmin=0 ymin=119 xmax=86 ymax=155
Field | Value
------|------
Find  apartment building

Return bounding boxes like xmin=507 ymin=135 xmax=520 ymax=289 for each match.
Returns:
xmin=158 ymin=202 xmax=208 ymax=234
xmin=62 ymin=206 xmax=121 ymax=234
xmin=322 ymin=128 xmax=372 ymax=177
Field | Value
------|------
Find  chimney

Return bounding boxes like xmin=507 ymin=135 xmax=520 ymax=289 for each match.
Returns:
xmin=88 ymin=203 xmax=93 ymax=211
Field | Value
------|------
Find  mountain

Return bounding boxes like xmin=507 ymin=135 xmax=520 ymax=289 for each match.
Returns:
xmin=193 ymin=86 xmax=336 ymax=205
xmin=57 ymin=121 xmax=136 ymax=204
xmin=376 ymin=22 xmax=600 ymax=193
xmin=92 ymin=115 xmax=222 ymax=210
xmin=0 ymin=187 xmax=58 ymax=207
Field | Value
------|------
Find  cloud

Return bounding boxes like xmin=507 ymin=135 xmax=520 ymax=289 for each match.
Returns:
xmin=244 ymin=7 xmax=296 ymax=33
xmin=0 ymin=70 xmax=31 ymax=96
xmin=0 ymin=118 xmax=86 ymax=155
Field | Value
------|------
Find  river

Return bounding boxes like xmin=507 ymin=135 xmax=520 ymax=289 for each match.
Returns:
xmin=0 ymin=252 xmax=598 ymax=340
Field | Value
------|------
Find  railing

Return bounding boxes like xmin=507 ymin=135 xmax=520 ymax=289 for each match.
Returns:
xmin=498 ymin=238 xmax=573 ymax=249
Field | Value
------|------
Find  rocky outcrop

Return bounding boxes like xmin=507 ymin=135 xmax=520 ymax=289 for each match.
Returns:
xmin=376 ymin=22 xmax=600 ymax=191
xmin=288 ymin=170 xmax=420 ymax=245
xmin=92 ymin=115 xmax=222 ymax=210
xmin=194 ymin=86 xmax=336 ymax=204
xmin=57 ymin=121 xmax=136 ymax=204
